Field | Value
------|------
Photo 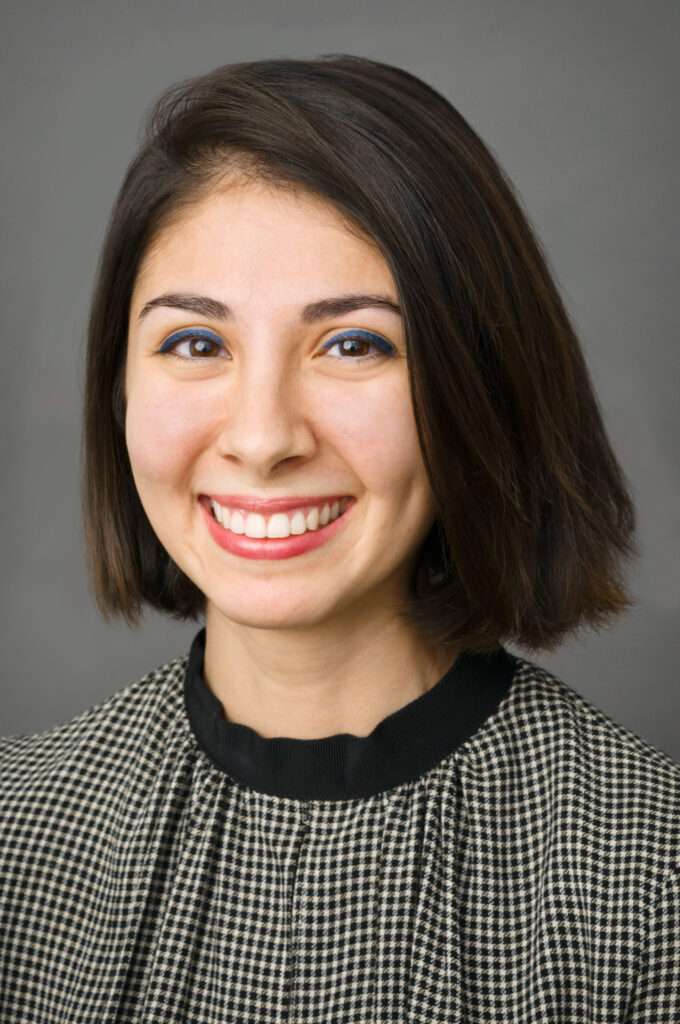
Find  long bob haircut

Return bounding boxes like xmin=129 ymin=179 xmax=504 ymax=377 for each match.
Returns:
xmin=82 ymin=54 xmax=639 ymax=655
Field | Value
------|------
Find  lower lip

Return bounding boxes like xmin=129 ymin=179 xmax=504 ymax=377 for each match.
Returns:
xmin=199 ymin=497 xmax=356 ymax=560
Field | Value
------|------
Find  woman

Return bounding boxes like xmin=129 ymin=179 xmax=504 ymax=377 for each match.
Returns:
xmin=1 ymin=54 xmax=678 ymax=1022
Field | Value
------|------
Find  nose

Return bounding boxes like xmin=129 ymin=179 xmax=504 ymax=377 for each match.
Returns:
xmin=215 ymin=357 xmax=316 ymax=475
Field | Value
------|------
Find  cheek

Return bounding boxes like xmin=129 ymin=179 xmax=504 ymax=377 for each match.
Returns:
xmin=321 ymin=379 xmax=426 ymax=493
xmin=125 ymin=381 xmax=213 ymax=487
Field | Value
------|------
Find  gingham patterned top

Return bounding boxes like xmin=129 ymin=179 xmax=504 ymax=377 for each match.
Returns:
xmin=1 ymin=627 xmax=679 ymax=1023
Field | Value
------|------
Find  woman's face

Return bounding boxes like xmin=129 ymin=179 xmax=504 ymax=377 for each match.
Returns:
xmin=125 ymin=180 xmax=438 ymax=633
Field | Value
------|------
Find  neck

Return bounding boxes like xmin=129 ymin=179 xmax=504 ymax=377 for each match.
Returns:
xmin=203 ymin=600 xmax=458 ymax=740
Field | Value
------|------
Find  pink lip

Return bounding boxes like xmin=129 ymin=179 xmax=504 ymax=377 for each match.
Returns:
xmin=199 ymin=496 xmax=356 ymax=561
xmin=206 ymin=494 xmax=351 ymax=514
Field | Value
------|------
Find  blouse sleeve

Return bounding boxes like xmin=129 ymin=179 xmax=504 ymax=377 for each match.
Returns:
xmin=625 ymin=865 xmax=680 ymax=1022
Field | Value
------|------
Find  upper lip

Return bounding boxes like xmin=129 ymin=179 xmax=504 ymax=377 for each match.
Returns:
xmin=206 ymin=494 xmax=352 ymax=513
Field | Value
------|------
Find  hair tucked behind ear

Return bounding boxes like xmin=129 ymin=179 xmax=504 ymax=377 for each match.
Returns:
xmin=82 ymin=53 xmax=639 ymax=654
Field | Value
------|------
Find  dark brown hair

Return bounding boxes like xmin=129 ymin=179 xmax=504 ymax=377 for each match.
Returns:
xmin=82 ymin=53 xmax=639 ymax=654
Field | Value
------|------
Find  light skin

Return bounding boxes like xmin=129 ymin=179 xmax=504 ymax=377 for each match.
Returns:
xmin=125 ymin=177 xmax=458 ymax=740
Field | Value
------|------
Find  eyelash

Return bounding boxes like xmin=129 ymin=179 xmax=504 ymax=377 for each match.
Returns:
xmin=157 ymin=328 xmax=395 ymax=364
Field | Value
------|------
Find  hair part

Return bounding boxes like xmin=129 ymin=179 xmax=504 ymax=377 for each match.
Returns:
xmin=82 ymin=53 xmax=639 ymax=654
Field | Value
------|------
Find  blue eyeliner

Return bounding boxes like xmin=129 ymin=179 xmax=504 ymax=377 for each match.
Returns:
xmin=159 ymin=328 xmax=223 ymax=353
xmin=322 ymin=329 xmax=395 ymax=356
xmin=158 ymin=326 xmax=394 ymax=360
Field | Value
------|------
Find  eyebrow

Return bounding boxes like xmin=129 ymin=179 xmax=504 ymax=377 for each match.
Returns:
xmin=136 ymin=291 xmax=402 ymax=324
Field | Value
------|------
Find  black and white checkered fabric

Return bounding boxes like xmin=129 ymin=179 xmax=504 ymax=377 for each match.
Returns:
xmin=1 ymin=628 xmax=678 ymax=1022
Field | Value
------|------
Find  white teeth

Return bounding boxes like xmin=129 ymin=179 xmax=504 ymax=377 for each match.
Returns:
xmin=244 ymin=513 xmax=267 ymax=538
xmin=209 ymin=497 xmax=350 ymax=537
xmin=289 ymin=511 xmax=307 ymax=535
xmin=230 ymin=510 xmax=245 ymax=534
xmin=266 ymin=512 xmax=292 ymax=539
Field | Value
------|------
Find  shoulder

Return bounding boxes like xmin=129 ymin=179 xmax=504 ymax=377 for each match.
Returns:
xmin=506 ymin=654 xmax=680 ymax=790
xmin=465 ymin=653 xmax=680 ymax=882
xmin=0 ymin=651 xmax=191 ymax=807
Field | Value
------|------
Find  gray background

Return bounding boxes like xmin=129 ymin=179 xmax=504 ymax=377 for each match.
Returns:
xmin=2 ymin=0 xmax=678 ymax=759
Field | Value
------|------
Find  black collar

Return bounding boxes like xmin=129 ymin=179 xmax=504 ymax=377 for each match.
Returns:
xmin=184 ymin=627 xmax=517 ymax=800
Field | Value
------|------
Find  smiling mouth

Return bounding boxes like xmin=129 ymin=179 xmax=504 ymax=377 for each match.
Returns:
xmin=207 ymin=496 xmax=352 ymax=539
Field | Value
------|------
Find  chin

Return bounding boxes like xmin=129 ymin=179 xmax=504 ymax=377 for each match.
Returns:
xmin=207 ymin=590 xmax=337 ymax=630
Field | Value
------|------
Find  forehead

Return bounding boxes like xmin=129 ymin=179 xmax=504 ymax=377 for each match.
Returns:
xmin=132 ymin=181 xmax=393 ymax=307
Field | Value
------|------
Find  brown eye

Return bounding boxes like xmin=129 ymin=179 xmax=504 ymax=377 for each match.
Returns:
xmin=159 ymin=329 xmax=227 ymax=359
xmin=322 ymin=330 xmax=395 ymax=364
xmin=337 ymin=337 xmax=372 ymax=357
xmin=189 ymin=336 xmax=220 ymax=357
